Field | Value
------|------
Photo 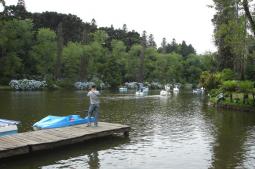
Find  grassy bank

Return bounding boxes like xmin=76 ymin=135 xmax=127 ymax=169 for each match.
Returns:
xmin=0 ymin=85 xmax=11 ymax=90
xmin=209 ymin=92 xmax=255 ymax=112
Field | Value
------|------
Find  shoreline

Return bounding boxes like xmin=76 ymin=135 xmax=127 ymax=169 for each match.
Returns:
xmin=208 ymin=101 xmax=255 ymax=113
xmin=0 ymin=86 xmax=11 ymax=90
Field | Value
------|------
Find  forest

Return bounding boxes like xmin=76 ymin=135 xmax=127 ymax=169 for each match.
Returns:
xmin=200 ymin=0 xmax=255 ymax=107
xmin=0 ymin=0 xmax=254 ymax=92
xmin=0 ymin=0 xmax=213 ymax=89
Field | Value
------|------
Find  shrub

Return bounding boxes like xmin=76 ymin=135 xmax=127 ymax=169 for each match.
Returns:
xmin=9 ymin=79 xmax=47 ymax=90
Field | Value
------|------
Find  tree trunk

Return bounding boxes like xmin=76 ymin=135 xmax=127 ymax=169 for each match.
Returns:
xmin=243 ymin=0 xmax=255 ymax=36
xmin=243 ymin=93 xmax=248 ymax=104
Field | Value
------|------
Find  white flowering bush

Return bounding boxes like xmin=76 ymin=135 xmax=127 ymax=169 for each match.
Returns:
xmin=9 ymin=79 xmax=47 ymax=90
xmin=148 ymin=82 xmax=163 ymax=89
xmin=74 ymin=82 xmax=91 ymax=90
xmin=74 ymin=80 xmax=108 ymax=90
xmin=124 ymin=82 xmax=162 ymax=89
xmin=125 ymin=82 xmax=137 ymax=89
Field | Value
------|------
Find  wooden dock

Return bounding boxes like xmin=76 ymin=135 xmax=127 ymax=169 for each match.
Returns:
xmin=0 ymin=122 xmax=130 ymax=159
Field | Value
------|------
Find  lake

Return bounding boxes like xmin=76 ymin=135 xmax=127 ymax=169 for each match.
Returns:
xmin=0 ymin=90 xmax=255 ymax=169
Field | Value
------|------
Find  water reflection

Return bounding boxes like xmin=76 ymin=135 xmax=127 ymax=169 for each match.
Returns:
xmin=87 ymin=152 xmax=100 ymax=169
xmin=202 ymin=107 xmax=255 ymax=169
xmin=0 ymin=90 xmax=255 ymax=168
xmin=0 ymin=136 xmax=129 ymax=169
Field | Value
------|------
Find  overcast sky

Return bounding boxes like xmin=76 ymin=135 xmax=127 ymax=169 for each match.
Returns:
xmin=5 ymin=0 xmax=216 ymax=54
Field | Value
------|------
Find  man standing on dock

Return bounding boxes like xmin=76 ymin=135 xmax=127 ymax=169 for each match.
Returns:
xmin=87 ymin=85 xmax=100 ymax=127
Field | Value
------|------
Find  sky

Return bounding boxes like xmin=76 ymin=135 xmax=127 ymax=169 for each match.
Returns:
xmin=5 ymin=0 xmax=216 ymax=54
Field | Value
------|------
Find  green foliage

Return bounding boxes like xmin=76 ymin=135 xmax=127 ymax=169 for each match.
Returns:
xmin=91 ymin=30 xmax=108 ymax=44
xmin=126 ymin=44 xmax=142 ymax=81
xmin=238 ymin=80 xmax=254 ymax=93
xmin=1 ymin=52 xmax=22 ymax=77
xmin=222 ymin=80 xmax=238 ymax=92
xmin=102 ymin=55 xmax=122 ymax=88
xmin=62 ymin=42 xmax=83 ymax=79
xmin=0 ymin=4 xmax=217 ymax=88
xmin=158 ymin=38 xmax=196 ymax=57
xmin=30 ymin=28 xmax=56 ymax=78
xmin=199 ymin=71 xmax=222 ymax=90
xmin=0 ymin=19 xmax=33 ymax=83
xmin=246 ymin=52 xmax=255 ymax=80
xmin=221 ymin=68 xmax=235 ymax=81
xmin=221 ymin=80 xmax=238 ymax=102
xmin=183 ymin=54 xmax=204 ymax=84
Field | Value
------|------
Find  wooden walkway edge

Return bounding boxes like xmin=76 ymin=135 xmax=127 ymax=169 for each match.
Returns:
xmin=0 ymin=122 xmax=130 ymax=159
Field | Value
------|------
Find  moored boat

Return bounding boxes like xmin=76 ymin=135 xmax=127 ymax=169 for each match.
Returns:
xmin=173 ymin=86 xmax=179 ymax=93
xmin=160 ymin=90 xmax=170 ymax=96
xmin=135 ymin=87 xmax=149 ymax=96
xmin=33 ymin=115 xmax=95 ymax=130
xmin=0 ymin=119 xmax=20 ymax=137
xmin=119 ymin=87 xmax=128 ymax=92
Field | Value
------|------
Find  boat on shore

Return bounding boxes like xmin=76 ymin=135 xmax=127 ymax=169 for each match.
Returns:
xmin=160 ymin=90 xmax=170 ymax=96
xmin=135 ymin=87 xmax=149 ymax=96
xmin=192 ymin=87 xmax=205 ymax=94
xmin=160 ymin=84 xmax=171 ymax=96
xmin=119 ymin=87 xmax=128 ymax=92
xmin=0 ymin=119 xmax=20 ymax=137
xmin=33 ymin=115 xmax=95 ymax=130
xmin=173 ymin=87 xmax=179 ymax=93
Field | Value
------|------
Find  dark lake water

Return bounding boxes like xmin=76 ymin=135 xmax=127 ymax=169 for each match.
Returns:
xmin=0 ymin=90 xmax=255 ymax=169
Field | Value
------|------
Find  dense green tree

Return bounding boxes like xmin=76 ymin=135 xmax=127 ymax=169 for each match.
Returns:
xmin=1 ymin=4 xmax=30 ymax=20
xmin=92 ymin=30 xmax=108 ymax=44
xmin=0 ymin=19 xmax=33 ymax=83
xmin=100 ymin=26 xmax=140 ymax=50
xmin=166 ymin=38 xmax=179 ymax=53
xmin=212 ymin=0 xmax=246 ymax=78
xmin=154 ymin=53 xmax=184 ymax=83
xmin=159 ymin=37 xmax=167 ymax=53
xmin=79 ymin=45 xmax=91 ymax=81
xmin=126 ymin=44 xmax=142 ymax=81
xmin=111 ymin=40 xmax=127 ymax=82
xmin=246 ymin=52 xmax=255 ymax=80
xmin=201 ymin=52 xmax=218 ymax=72
xmin=180 ymin=41 xmax=196 ymax=58
xmin=87 ymin=41 xmax=108 ymax=80
xmin=32 ymin=12 xmax=91 ymax=43
xmin=0 ymin=4 xmax=211 ymax=88
xmin=102 ymin=54 xmax=122 ymax=88
xmin=144 ymin=47 xmax=158 ymax=81
xmin=30 ymin=28 xmax=57 ymax=79
xmin=62 ymin=42 xmax=83 ymax=79
xmin=148 ymin=34 xmax=157 ymax=48
xmin=183 ymin=54 xmax=204 ymax=84
xmin=55 ymin=22 xmax=63 ymax=80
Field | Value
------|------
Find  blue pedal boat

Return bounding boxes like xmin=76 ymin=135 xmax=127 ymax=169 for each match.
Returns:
xmin=33 ymin=115 xmax=95 ymax=130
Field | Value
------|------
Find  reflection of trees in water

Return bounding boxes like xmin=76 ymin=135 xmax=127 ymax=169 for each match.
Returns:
xmin=202 ymin=107 xmax=255 ymax=169
xmin=0 ymin=136 xmax=129 ymax=169
xmin=88 ymin=151 xmax=100 ymax=169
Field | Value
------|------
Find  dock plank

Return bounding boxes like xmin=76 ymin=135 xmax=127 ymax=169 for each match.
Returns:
xmin=0 ymin=122 xmax=130 ymax=159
